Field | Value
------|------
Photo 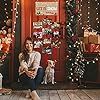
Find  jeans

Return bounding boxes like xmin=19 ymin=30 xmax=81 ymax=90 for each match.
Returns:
xmin=19 ymin=68 xmax=44 ymax=91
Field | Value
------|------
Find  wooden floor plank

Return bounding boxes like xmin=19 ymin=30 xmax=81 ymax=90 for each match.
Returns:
xmin=7 ymin=91 xmax=17 ymax=100
xmin=37 ymin=90 xmax=49 ymax=100
xmin=82 ymin=89 xmax=100 ymax=100
xmin=57 ymin=90 xmax=70 ymax=100
xmin=49 ymin=90 xmax=60 ymax=100
xmin=74 ymin=89 xmax=92 ymax=100
xmin=66 ymin=90 xmax=82 ymax=100
xmin=18 ymin=90 xmax=28 ymax=100
xmin=1 ymin=89 xmax=100 ymax=100
xmin=10 ymin=91 xmax=22 ymax=100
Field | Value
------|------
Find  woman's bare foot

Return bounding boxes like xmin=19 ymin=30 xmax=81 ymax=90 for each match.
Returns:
xmin=26 ymin=89 xmax=31 ymax=98
xmin=30 ymin=90 xmax=41 ymax=100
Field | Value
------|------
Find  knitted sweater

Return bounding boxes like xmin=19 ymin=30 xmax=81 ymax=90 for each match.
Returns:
xmin=18 ymin=50 xmax=41 ymax=75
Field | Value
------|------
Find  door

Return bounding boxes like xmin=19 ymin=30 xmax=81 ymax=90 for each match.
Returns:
xmin=21 ymin=0 xmax=66 ymax=81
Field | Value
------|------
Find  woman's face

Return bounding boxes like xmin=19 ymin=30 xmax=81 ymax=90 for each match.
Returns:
xmin=25 ymin=40 xmax=33 ymax=52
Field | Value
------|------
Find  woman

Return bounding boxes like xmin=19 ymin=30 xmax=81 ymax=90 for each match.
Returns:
xmin=18 ymin=37 xmax=44 ymax=100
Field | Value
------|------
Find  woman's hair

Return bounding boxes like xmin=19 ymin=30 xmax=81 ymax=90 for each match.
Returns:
xmin=22 ymin=37 xmax=33 ymax=63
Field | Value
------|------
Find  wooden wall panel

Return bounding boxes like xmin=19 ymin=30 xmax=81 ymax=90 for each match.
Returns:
xmin=21 ymin=0 xmax=32 ymax=47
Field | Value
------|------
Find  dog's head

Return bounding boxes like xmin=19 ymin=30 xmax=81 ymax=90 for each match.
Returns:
xmin=47 ymin=60 xmax=56 ymax=68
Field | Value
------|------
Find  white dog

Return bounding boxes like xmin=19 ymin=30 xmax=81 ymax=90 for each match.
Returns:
xmin=42 ymin=60 xmax=56 ymax=84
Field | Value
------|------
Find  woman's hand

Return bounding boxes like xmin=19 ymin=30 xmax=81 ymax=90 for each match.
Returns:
xmin=32 ymin=70 xmax=37 ymax=78
xmin=25 ymin=69 xmax=37 ymax=78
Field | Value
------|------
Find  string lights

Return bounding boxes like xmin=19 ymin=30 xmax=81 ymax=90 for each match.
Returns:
xmin=78 ymin=0 xmax=100 ymax=64
xmin=12 ymin=0 xmax=19 ymax=34
xmin=95 ymin=0 xmax=99 ymax=29
xmin=65 ymin=0 xmax=100 ymax=84
xmin=78 ymin=0 xmax=100 ymax=33
xmin=4 ymin=0 xmax=8 ymax=19
xmin=78 ymin=0 xmax=82 ymax=26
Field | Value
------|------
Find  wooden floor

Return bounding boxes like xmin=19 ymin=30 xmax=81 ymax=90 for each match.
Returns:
xmin=0 ymin=89 xmax=100 ymax=100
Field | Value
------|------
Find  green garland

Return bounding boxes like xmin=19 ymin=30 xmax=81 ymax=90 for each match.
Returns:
xmin=65 ymin=0 xmax=86 ymax=83
xmin=65 ymin=0 xmax=100 ymax=85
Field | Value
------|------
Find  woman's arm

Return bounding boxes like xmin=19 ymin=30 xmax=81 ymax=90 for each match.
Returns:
xmin=30 ymin=52 xmax=41 ymax=78
xmin=18 ymin=53 xmax=28 ymax=74
xmin=32 ymin=52 xmax=41 ymax=69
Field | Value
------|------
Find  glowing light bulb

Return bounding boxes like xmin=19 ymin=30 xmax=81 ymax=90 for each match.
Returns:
xmin=93 ymin=61 xmax=95 ymax=63
xmin=80 ymin=23 xmax=82 ymax=25
xmin=96 ymin=18 xmax=98 ymax=20
xmin=87 ymin=62 xmax=89 ymax=64
xmin=87 ymin=20 xmax=89 ymax=22
xmin=5 ymin=3 xmax=7 ymax=5
xmin=88 ymin=16 xmax=90 ymax=19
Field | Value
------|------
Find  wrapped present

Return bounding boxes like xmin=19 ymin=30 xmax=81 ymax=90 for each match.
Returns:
xmin=94 ymin=44 xmax=100 ymax=52
xmin=85 ymin=44 xmax=100 ymax=52
xmin=84 ymin=31 xmax=97 ymax=37
xmin=83 ymin=37 xmax=89 ymax=44
xmin=84 ymin=31 xmax=90 ymax=37
xmin=89 ymin=35 xmax=100 ymax=44
xmin=92 ymin=32 xmax=97 ymax=35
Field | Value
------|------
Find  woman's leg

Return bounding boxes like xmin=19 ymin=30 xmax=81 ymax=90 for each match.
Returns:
xmin=30 ymin=90 xmax=41 ymax=100
xmin=19 ymin=73 xmax=36 ymax=90
xmin=30 ymin=68 xmax=44 ymax=100
xmin=19 ymin=68 xmax=44 ymax=100
xmin=19 ymin=74 xmax=39 ymax=100
xmin=19 ymin=68 xmax=44 ymax=91
xmin=35 ymin=67 xmax=44 ymax=88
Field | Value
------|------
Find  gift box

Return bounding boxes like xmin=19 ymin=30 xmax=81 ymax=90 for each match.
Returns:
xmin=89 ymin=35 xmax=100 ymax=44
xmin=84 ymin=31 xmax=97 ymax=37
xmin=85 ymin=44 xmax=100 ymax=52
xmin=83 ymin=37 xmax=89 ymax=44
xmin=84 ymin=31 xmax=90 ymax=37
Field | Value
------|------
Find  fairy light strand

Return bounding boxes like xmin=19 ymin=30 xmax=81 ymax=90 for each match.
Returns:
xmin=79 ymin=0 xmax=83 ymax=26
xmin=77 ymin=0 xmax=82 ymax=26
xmin=3 ymin=0 xmax=9 ymax=19
xmin=95 ymin=0 xmax=99 ymax=29
xmin=87 ymin=0 xmax=90 ymax=26
xmin=79 ymin=0 xmax=100 ymax=32
xmin=12 ymin=0 xmax=19 ymax=34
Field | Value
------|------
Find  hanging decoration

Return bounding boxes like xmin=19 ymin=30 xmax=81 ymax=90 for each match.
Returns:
xmin=35 ymin=2 xmax=58 ymax=15
xmin=33 ymin=18 xmax=61 ymax=54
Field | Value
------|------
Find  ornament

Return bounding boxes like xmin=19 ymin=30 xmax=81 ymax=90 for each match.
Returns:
xmin=6 ymin=19 xmax=12 ymax=27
